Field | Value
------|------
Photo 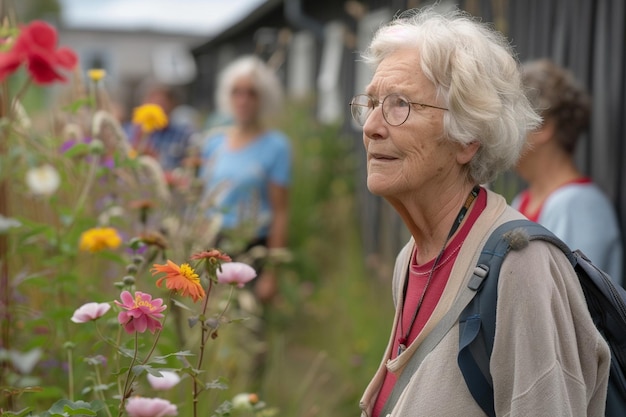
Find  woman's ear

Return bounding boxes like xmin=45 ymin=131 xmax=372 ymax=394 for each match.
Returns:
xmin=529 ymin=118 xmax=556 ymax=146
xmin=456 ymin=140 xmax=480 ymax=165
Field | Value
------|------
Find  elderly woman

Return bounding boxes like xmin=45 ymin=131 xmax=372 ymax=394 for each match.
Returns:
xmin=200 ymin=55 xmax=291 ymax=302
xmin=351 ymin=8 xmax=610 ymax=417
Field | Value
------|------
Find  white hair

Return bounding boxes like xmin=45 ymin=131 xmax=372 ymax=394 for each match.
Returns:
xmin=215 ymin=55 xmax=284 ymax=121
xmin=363 ymin=7 xmax=542 ymax=184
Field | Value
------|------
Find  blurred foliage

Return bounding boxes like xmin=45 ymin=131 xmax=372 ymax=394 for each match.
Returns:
xmin=4 ymin=0 xmax=61 ymax=23
xmin=252 ymin=98 xmax=394 ymax=416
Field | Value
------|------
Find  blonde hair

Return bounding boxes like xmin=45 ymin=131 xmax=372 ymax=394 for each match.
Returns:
xmin=215 ymin=55 xmax=284 ymax=121
xmin=363 ymin=7 xmax=541 ymax=184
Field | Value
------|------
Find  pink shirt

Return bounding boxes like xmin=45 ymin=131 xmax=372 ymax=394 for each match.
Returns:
xmin=372 ymin=188 xmax=487 ymax=416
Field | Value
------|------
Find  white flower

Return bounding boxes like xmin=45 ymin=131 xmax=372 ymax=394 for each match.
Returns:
xmin=232 ymin=393 xmax=255 ymax=411
xmin=98 ymin=205 xmax=125 ymax=225
xmin=216 ymin=262 xmax=257 ymax=288
xmin=147 ymin=371 xmax=181 ymax=390
xmin=0 ymin=214 xmax=21 ymax=233
xmin=25 ymin=164 xmax=61 ymax=196
xmin=71 ymin=302 xmax=111 ymax=323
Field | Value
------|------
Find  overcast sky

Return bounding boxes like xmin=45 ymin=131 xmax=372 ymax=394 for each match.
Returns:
xmin=59 ymin=0 xmax=266 ymax=36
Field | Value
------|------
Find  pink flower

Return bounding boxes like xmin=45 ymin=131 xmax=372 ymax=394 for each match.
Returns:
xmin=71 ymin=302 xmax=111 ymax=323
xmin=125 ymin=396 xmax=177 ymax=417
xmin=216 ymin=262 xmax=257 ymax=288
xmin=147 ymin=371 xmax=181 ymax=390
xmin=114 ymin=291 xmax=166 ymax=334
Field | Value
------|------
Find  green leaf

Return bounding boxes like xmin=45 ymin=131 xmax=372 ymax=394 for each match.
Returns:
xmin=205 ymin=377 xmax=229 ymax=390
xmin=45 ymin=399 xmax=98 ymax=417
xmin=63 ymin=142 xmax=90 ymax=158
xmin=63 ymin=405 xmax=97 ymax=416
xmin=131 ymin=364 xmax=168 ymax=377
xmin=211 ymin=400 xmax=233 ymax=417
xmin=131 ymin=364 xmax=146 ymax=376
xmin=0 ymin=407 xmax=32 ymax=417
xmin=62 ymin=97 xmax=95 ymax=114
xmin=150 ymin=350 xmax=195 ymax=364
xmin=117 ymin=346 xmax=136 ymax=359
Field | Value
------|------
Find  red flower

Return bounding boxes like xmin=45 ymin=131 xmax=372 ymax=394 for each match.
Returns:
xmin=0 ymin=21 xmax=77 ymax=84
xmin=0 ymin=52 xmax=22 ymax=81
xmin=189 ymin=249 xmax=232 ymax=262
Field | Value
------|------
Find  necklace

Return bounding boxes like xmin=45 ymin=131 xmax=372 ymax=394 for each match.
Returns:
xmin=396 ymin=185 xmax=480 ymax=356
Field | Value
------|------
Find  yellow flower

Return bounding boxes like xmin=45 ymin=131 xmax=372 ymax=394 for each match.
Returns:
xmin=79 ymin=227 xmax=123 ymax=253
xmin=87 ymin=69 xmax=106 ymax=82
xmin=132 ymin=104 xmax=168 ymax=134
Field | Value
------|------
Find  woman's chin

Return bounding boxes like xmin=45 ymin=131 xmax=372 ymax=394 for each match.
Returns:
xmin=367 ymin=178 xmax=394 ymax=197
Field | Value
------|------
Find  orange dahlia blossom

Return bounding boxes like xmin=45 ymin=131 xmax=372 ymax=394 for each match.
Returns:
xmin=152 ymin=260 xmax=205 ymax=302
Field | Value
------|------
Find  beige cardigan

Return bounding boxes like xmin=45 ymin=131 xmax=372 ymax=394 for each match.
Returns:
xmin=360 ymin=190 xmax=610 ymax=417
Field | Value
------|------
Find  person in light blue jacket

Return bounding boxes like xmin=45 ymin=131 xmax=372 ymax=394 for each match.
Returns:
xmin=512 ymin=59 xmax=623 ymax=284
xmin=200 ymin=55 xmax=292 ymax=303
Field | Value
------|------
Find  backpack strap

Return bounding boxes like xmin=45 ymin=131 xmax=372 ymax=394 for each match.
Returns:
xmin=458 ymin=219 xmax=574 ymax=417
xmin=380 ymin=219 xmax=523 ymax=415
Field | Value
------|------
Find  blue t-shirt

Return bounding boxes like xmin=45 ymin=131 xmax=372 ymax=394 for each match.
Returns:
xmin=200 ymin=130 xmax=292 ymax=239
xmin=125 ymin=122 xmax=193 ymax=171
xmin=512 ymin=182 xmax=624 ymax=284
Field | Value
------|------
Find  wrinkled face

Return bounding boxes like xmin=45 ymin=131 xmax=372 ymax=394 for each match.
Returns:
xmin=230 ymin=76 xmax=260 ymax=126
xmin=363 ymin=48 xmax=456 ymax=200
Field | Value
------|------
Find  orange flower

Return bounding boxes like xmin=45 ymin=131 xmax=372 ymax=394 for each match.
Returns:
xmin=152 ymin=260 xmax=205 ymax=302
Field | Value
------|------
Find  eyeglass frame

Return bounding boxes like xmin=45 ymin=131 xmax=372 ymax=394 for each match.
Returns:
xmin=349 ymin=93 xmax=448 ymax=127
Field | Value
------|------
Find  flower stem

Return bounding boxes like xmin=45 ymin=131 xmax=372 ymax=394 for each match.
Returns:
xmin=118 ymin=331 xmax=139 ymax=417
xmin=0 ymin=80 xmax=11 ymax=408
xmin=9 ymin=78 xmax=31 ymax=120
xmin=65 ymin=153 xmax=101 ymax=234
xmin=94 ymin=362 xmax=114 ymax=417
xmin=209 ymin=286 xmax=234 ymax=342
xmin=67 ymin=347 xmax=74 ymax=402
xmin=193 ymin=279 xmax=214 ymax=417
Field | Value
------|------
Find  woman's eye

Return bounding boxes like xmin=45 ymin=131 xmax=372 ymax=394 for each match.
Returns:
xmin=394 ymin=97 xmax=410 ymax=108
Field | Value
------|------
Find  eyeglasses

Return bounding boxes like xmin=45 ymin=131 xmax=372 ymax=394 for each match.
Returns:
xmin=349 ymin=93 xmax=448 ymax=126
xmin=231 ymin=87 xmax=258 ymax=98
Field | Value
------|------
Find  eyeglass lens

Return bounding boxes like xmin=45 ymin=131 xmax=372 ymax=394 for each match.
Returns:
xmin=350 ymin=94 xmax=411 ymax=126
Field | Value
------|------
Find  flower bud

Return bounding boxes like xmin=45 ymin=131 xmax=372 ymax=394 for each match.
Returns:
xmin=89 ymin=139 xmax=105 ymax=155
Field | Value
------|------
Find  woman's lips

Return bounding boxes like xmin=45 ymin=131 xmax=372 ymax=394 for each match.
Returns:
xmin=370 ymin=153 xmax=397 ymax=161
